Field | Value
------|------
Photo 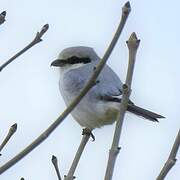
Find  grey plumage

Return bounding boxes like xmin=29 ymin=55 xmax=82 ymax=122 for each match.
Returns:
xmin=51 ymin=46 xmax=164 ymax=129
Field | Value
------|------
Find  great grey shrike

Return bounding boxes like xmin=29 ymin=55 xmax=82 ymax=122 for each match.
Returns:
xmin=51 ymin=46 xmax=164 ymax=130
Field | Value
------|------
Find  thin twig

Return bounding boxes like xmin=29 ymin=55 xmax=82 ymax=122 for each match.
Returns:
xmin=104 ymin=32 xmax=140 ymax=180
xmin=156 ymin=129 xmax=180 ymax=180
xmin=0 ymin=1 xmax=130 ymax=174
xmin=52 ymin=155 xmax=62 ymax=180
xmin=0 ymin=24 xmax=49 ymax=72
xmin=64 ymin=129 xmax=91 ymax=180
xmin=0 ymin=123 xmax=17 ymax=155
xmin=0 ymin=11 xmax=6 ymax=25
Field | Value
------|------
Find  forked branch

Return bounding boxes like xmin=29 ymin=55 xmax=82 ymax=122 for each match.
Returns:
xmin=0 ymin=1 xmax=130 ymax=174
xmin=0 ymin=24 xmax=49 ymax=72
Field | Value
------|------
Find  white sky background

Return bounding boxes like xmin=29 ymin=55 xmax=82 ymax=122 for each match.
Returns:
xmin=0 ymin=0 xmax=180 ymax=179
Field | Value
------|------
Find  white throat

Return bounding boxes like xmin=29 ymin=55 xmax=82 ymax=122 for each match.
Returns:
xmin=59 ymin=63 xmax=85 ymax=75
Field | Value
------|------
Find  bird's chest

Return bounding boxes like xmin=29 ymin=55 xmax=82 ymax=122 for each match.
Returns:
xmin=59 ymin=71 xmax=87 ymax=104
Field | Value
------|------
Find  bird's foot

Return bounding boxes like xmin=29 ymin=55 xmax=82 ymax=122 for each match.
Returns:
xmin=82 ymin=128 xmax=95 ymax=141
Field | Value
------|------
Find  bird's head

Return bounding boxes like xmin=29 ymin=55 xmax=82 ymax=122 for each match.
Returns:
xmin=51 ymin=46 xmax=100 ymax=72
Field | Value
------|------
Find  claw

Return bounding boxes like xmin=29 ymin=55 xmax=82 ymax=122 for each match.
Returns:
xmin=82 ymin=128 xmax=95 ymax=141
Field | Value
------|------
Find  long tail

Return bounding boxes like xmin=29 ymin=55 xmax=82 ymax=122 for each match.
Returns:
xmin=127 ymin=104 xmax=165 ymax=122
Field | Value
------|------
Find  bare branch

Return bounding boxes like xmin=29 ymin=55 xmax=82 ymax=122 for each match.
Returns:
xmin=0 ymin=11 xmax=6 ymax=25
xmin=64 ymin=128 xmax=92 ymax=180
xmin=0 ymin=123 xmax=17 ymax=155
xmin=104 ymin=32 xmax=140 ymax=180
xmin=156 ymin=129 xmax=180 ymax=180
xmin=0 ymin=24 xmax=49 ymax=72
xmin=0 ymin=1 xmax=130 ymax=174
xmin=52 ymin=155 xmax=62 ymax=180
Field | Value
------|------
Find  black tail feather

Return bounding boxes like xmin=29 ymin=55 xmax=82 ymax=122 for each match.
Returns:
xmin=99 ymin=95 xmax=165 ymax=122
xmin=127 ymin=104 xmax=165 ymax=122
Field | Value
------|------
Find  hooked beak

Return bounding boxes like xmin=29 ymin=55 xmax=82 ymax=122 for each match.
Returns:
xmin=50 ymin=59 xmax=66 ymax=67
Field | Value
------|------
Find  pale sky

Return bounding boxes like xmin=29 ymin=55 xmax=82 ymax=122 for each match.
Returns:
xmin=0 ymin=0 xmax=180 ymax=180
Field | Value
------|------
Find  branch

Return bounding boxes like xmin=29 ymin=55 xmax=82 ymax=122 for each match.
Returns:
xmin=104 ymin=32 xmax=140 ymax=180
xmin=0 ymin=123 xmax=17 ymax=155
xmin=0 ymin=11 xmax=6 ymax=25
xmin=156 ymin=129 xmax=180 ymax=180
xmin=0 ymin=24 xmax=49 ymax=72
xmin=64 ymin=129 xmax=91 ymax=180
xmin=0 ymin=1 xmax=130 ymax=174
xmin=52 ymin=155 xmax=62 ymax=180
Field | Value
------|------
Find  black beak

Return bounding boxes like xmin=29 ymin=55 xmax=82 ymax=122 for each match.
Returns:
xmin=51 ymin=59 xmax=66 ymax=67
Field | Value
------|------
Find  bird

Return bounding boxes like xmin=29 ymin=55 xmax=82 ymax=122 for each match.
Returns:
xmin=51 ymin=46 xmax=164 ymax=130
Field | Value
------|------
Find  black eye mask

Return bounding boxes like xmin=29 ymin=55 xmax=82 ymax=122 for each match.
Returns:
xmin=66 ymin=56 xmax=91 ymax=64
xmin=51 ymin=56 xmax=91 ymax=67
